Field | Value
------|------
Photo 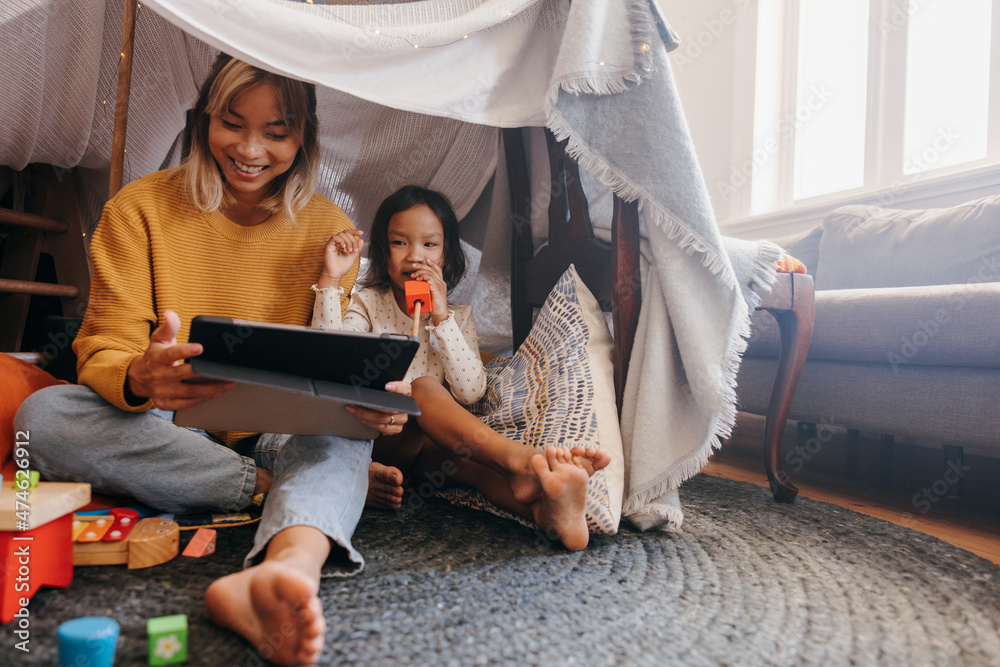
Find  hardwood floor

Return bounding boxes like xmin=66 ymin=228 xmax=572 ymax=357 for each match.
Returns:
xmin=711 ymin=414 xmax=1000 ymax=566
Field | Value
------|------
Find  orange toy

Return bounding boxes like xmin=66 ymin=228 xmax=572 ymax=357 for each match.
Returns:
xmin=181 ymin=528 xmax=217 ymax=558
xmin=0 ymin=481 xmax=91 ymax=624
xmin=404 ymin=280 xmax=432 ymax=336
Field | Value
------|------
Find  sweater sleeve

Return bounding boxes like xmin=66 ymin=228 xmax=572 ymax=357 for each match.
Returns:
xmin=427 ymin=306 xmax=487 ymax=405
xmin=73 ymin=199 xmax=157 ymax=411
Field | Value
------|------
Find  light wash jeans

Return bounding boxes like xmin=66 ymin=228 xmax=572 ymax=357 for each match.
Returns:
xmin=15 ymin=384 xmax=372 ymax=574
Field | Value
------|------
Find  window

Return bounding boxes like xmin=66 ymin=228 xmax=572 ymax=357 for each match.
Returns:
xmin=744 ymin=0 xmax=1000 ymax=218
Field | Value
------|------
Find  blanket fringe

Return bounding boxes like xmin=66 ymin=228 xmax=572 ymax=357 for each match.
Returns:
xmin=548 ymin=0 xmax=656 ymax=105
xmin=545 ymin=108 xmax=742 ymax=293
xmin=622 ymin=238 xmax=783 ymax=520
xmin=545 ymin=0 xmax=785 ymax=528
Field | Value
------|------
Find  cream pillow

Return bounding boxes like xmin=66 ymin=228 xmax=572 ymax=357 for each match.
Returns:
xmin=438 ymin=265 xmax=625 ymax=534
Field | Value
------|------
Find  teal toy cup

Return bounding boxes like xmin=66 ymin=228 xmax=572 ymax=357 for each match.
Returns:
xmin=58 ymin=616 xmax=120 ymax=667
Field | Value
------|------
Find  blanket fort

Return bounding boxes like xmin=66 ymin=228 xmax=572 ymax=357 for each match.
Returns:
xmin=0 ymin=0 xmax=781 ymax=530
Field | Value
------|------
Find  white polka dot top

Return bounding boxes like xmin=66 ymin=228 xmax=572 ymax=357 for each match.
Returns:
xmin=312 ymin=285 xmax=487 ymax=405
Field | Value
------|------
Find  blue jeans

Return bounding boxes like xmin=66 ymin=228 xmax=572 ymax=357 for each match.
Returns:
xmin=15 ymin=384 xmax=372 ymax=574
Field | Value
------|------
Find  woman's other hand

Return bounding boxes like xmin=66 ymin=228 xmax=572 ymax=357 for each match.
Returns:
xmin=125 ymin=310 xmax=234 ymax=410
xmin=318 ymin=229 xmax=364 ymax=289
xmin=345 ymin=380 xmax=411 ymax=436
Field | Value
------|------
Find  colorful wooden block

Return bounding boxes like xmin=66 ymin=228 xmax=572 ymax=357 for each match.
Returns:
xmin=103 ymin=508 xmax=141 ymax=542
xmin=0 ymin=482 xmax=91 ymax=623
xmin=181 ymin=528 xmax=216 ymax=558
xmin=58 ymin=616 xmax=119 ymax=667
xmin=73 ymin=517 xmax=179 ymax=569
xmin=28 ymin=471 xmax=40 ymax=489
xmin=75 ymin=516 xmax=113 ymax=542
xmin=147 ymin=614 xmax=187 ymax=665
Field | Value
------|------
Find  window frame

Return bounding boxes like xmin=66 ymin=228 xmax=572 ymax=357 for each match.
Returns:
xmin=723 ymin=0 xmax=1000 ymax=236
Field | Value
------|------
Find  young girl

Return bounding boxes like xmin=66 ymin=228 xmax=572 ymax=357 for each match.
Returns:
xmin=15 ymin=55 xmax=404 ymax=666
xmin=312 ymin=185 xmax=611 ymax=551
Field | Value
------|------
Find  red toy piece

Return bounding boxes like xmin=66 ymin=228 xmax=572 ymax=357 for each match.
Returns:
xmin=404 ymin=280 xmax=432 ymax=314
xmin=181 ymin=528 xmax=217 ymax=558
xmin=0 ymin=482 xmax=91 ymax=624
xmin=103 ymin=508 xmax=141 ymax=542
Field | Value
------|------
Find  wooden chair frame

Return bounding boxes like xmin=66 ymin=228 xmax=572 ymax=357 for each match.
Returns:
xmin=502 ymin=128 xmax=815 ymax=503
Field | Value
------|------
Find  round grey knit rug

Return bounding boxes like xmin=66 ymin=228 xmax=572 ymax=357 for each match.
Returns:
xmin=3 ymin=474 xmax=999 ymax=666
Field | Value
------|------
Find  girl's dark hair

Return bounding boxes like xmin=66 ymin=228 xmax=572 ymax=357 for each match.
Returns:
xmin=362 ymin=186 xmax=467 ymax=291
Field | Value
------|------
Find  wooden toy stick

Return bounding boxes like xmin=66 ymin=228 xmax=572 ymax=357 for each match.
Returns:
xmin=412 ymin=300 xmax=421 ymax=336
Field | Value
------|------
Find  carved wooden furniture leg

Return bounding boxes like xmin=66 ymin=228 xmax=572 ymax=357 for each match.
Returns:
xmin=611 ymin=196 xmax=640 ymax=413
xmin=755 ymin=273 xmax=815 ymax=502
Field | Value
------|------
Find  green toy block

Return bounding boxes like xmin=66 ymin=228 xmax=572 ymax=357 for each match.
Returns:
xmin=28 ymin=470 xmax=40 ymax=488
xmin=147 ymin=614 xmax=187 ymax=665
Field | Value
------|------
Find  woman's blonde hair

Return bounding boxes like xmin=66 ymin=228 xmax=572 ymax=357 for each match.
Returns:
xmin=178 ymin=53 xmax=319 ymax=221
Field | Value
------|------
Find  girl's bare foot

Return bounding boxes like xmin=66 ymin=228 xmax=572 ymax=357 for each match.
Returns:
xmin=529 ymin=447 xmax=591 ymax=551
xmin=205 ymin=561 xmax=325 ymax=666
xmin=367 ymin=462 xmax=404 ymax=509
xmin=507 ymin=445 xmax=610 ymax=505
xmin=568 ymin=447 xmax=612 ymax=475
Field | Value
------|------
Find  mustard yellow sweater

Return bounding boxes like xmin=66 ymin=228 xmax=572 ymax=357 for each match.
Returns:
xmin=75 ymin=169 xmax=358 ymax=441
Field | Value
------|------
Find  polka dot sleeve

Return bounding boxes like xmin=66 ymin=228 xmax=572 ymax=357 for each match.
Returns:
xmin=426 ymin=307 xmax=487 ymax=405
xmin=310 ymin=285 xmax=344 ymax=330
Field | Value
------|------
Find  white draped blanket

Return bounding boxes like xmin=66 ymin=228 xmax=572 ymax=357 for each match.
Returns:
xmin=0 ymin=0 xmax=780 ymax=530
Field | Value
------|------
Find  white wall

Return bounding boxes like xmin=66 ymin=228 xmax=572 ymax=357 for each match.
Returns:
xmin=660 ymin=0 xmax=753 ymax=225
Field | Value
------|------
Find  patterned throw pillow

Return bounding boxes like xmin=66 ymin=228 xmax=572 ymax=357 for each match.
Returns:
xmin=437 ymin=265 xmax=625 ymax=535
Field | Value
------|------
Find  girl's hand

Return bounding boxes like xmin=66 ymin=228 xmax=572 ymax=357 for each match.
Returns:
xmin=408 ymin=259 xmax=449 ymax=325
xmin=126 ymin=310 xmax=235 ymax=410
xmin=318 ymin=229 xmax=364 ymax=289
xmin=345 ymin=381 xmax=412 ymax=436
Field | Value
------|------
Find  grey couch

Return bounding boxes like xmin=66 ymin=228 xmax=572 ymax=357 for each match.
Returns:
xmin=736 ymin=194 xmax=1000 ymax=468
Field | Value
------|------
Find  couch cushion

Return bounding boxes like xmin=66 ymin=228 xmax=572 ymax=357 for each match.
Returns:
xmin=745 ymin=282 xmax=1000 ymax=369
xmin=770 ymin=224 xmax=823 ymax=276
xmin=816 ymin=195 xmax=1000 ymax=290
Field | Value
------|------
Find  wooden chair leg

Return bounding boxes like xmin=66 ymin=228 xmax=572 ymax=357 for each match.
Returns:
xmin=760 ymin=274 xmax=815 ymax=502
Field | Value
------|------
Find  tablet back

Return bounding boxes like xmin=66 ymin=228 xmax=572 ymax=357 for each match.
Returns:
xmin=173 ymin=316 xmax=421 ymax=437
xmin=191 ymin=315 xmax=419 ymax=390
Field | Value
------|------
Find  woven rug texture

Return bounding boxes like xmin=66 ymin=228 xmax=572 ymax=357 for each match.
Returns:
xmin=2 ymin=474 xmax=999 ymax=666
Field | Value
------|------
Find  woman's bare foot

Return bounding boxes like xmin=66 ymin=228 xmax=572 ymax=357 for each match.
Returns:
xmin=529 ymin=447 xmax=591 ymax=551
xmin=205 ymin=560 xmax=325 ymax=666
xmin=367 ymin=462 xmax=404 ymax=510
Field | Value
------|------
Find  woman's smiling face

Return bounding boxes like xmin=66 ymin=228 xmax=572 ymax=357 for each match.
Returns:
xmin=208 ymin=83 xmax=302 ymax=207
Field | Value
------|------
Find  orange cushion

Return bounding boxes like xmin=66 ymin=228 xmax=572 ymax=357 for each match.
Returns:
xmin=774 ymin=253 xmax=807 ymax=274
xmin=0 ymin=354 xmax=66 ymax=480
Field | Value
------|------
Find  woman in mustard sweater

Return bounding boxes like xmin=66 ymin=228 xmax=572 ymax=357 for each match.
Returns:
xmin=13 ymin=55 xmax=400 ymax=666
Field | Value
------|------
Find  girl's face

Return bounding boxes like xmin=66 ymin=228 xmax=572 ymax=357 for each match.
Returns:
xmin=208 ymin=83 xmax=302 ymax=208
xmin=386 ymin=204 xmax=445 ymax=290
